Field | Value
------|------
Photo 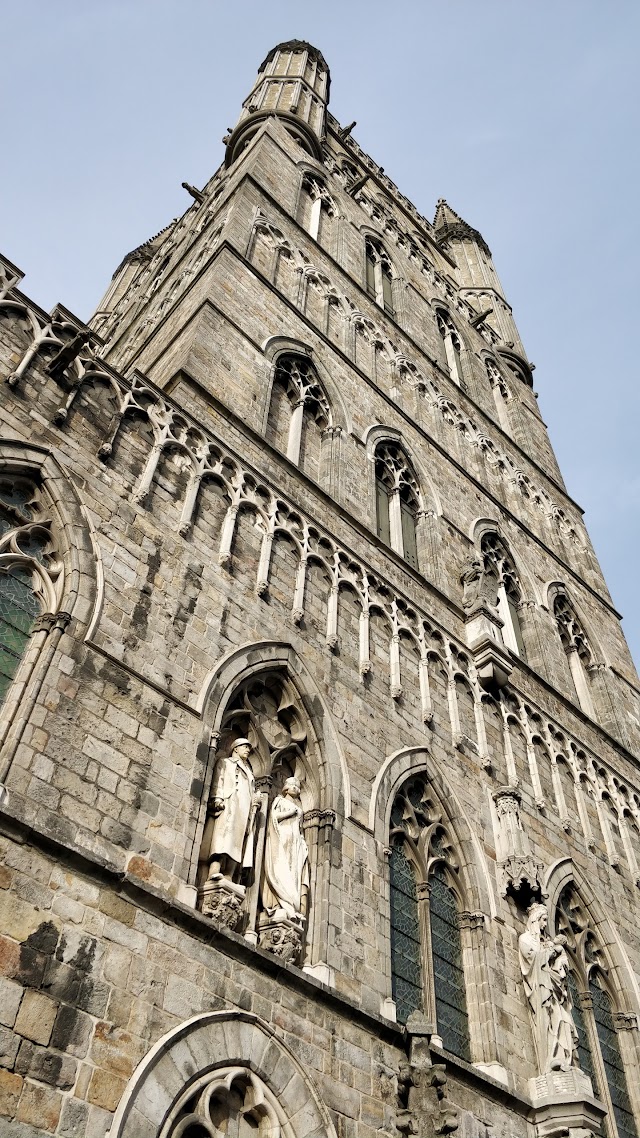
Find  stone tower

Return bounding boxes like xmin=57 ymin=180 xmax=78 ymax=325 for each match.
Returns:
xmin=0 ymin=39 xmax=639 ymax=1138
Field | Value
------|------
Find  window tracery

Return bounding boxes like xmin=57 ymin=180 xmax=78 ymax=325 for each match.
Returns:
xmin=365 ymin=238 xmax=394 ymax=314
xmin=267 ymin=354 xmax=330 ymax=479
xmin=389 ymin=775 xmax=471 ymax=1059
xmin=553 ymin=595 xmax=595 ymax=718
xmin=374 ymin=443 xmax=420 ymax=568
xmin=480 ymin=532 xmax=526 ymax=658
xmin=0 ymin=477 xmax=64 ymax=705
xmin=556 ymin=885 xmax=638 ymax=1138
xmin=161 ymin=1067 xmax=281 ymax=1138
xmin=436 ymin=311 xmax=466 ymax=392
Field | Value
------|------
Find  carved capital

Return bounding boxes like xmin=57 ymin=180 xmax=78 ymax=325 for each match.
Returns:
xmin=613 ymin=1011 xmax=638 ymax=1031
xmin=457 ymin=910 xmax=485 ymax=931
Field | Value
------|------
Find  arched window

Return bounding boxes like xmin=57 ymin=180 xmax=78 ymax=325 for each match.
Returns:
xmin=480 ymin=532 xmax=526 ymax=659
xmin=266 ymin=354 xmax=330 ymax=481
xmin=365 ymin=238 xmax=394 ymax=315
xmin=389 ymin=776 xmax=471 ymax=1059
xmin=553 ymin=594 xmax=595 ymax=718
xmin=299 ymin=175 xmax=337 ymax=243
xmin=375 ymin=443 xmax=420 ymax=568
xmin=436 ymin=310 xmax=466 ymax=392
xmin=485 ymin=359 xmax=512 ymax=433
xmin=0 ymin=477 xmax=61 ymax=705
xmin=556 ymin=885 xmax=638 ymax=1138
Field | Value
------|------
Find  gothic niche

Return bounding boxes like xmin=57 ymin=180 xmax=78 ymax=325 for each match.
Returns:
xmin=160 ymin=1067 xmax=281 ymax=1138
xmin=198 ymin=673 xmax=318 ymax=965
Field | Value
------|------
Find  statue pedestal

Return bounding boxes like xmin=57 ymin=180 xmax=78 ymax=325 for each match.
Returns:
xmin=258 ymin=909 xmax=304 ymax=964
xmin=199 ymin=874 xmax=246 ymax=931
xmin=528 ymin=1068 xmax=606 ymax=1138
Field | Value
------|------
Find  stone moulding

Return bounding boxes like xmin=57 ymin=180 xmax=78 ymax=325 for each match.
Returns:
xmin=107 ymin=1010 xmax=339 ymax=1138
xmin=2 ymin=261 xmax=640 ymax=873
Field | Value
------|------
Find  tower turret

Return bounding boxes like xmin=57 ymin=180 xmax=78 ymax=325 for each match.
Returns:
xmin=434 ymin=198 xmax=528 ymax=366
xmin=224 ymin=40 xmax=330 ymax=166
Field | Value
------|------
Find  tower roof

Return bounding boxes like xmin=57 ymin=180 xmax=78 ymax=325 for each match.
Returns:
xmin=259 ymin=40 xmax=329 ymax=75
xmin=433 ymin=198 xmax=491 ymax=257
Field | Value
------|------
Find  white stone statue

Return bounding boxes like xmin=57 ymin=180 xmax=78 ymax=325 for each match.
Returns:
xmin=519 ymin=903 xmax=578 ymax=1073
xmin=205 ymin=739 xmax=260 ymax=882
xmin=262 ymin=777 xmax=309 ymax=920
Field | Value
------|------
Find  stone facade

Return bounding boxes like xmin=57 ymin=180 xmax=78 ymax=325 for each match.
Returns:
xmin=0 ymin=37 xmax=638 ymax=1138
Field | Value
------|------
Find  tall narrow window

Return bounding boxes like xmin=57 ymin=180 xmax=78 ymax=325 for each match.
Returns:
xmin=486 ymin=359 xmax=512 ymax=433
xmin=390 ymin=843 xmax=423 ymax=1024
xmin=299 ymin=175 xmax=337 ymax=244
xmin=364 ymin=238 xmax=395 ymax=315
xmin=436 ymin=311 xmax=466 ymax=392
xmin=0 ymin=478 xmax=60 ymax=705
xmin=556 ymin=885 xmax=638 ymax=1138
xmin=429 ymin=867 xmax=471 ymax=1060
xmin=553 ymin=594 xmax=595 ymax=718
xmin=375 ymin=444 xmax=420 ymax=568
xmin=480 ymin=532 xmax=526 ymax=659
xmin=389 ymin=777 xmax=471 ymax=1059
xmin=266 ymin=354 xmax=330 ymax=481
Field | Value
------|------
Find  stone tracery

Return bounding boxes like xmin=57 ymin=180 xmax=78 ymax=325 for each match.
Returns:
xmin=1 ymin=264 xmax=639 ymax=885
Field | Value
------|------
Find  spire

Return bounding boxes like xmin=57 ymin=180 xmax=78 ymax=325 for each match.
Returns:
xmin=433 ymin=199 xmax=491 ymax=258
xmin=225 ymin=41 xmax=330 ymax=167
xmin=433 ymin=198 xmax=526 ymax=356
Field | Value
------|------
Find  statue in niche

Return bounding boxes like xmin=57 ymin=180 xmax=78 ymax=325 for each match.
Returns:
xmin=204 ymin=739 xmax=260 ymax=883
xmin=460 ymin=554 xmax=499 ymax=614
xmin=519 ymin=902 xmax=578 ymax=1073
xmin=198 ymin=673 xmax=317 ymax=957
xmin=263 ymin=776 xmax=309 ymax=920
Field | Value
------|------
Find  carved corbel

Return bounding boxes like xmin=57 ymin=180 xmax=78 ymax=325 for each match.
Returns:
xmin=492 ymin=786 xmax=543 ymax=905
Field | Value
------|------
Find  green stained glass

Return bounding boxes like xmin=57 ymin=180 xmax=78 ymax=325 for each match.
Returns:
xmin=430 ymin=868 xmax=470 ymax=1061
xmin=590 ymin=978 xmax=638 ymax=1138
xmin=568 ymin=973 xmax=596 ymax=1087
xmin=0 ymin=566 xmax=39 ymax=705
xmin=390 ymin=843 xmax=422 ymax=1024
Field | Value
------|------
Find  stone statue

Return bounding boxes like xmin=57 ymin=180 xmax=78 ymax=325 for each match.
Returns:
xmin=262 ymin=776 xmax=309 ymax=919
xmin=460 ymin=554 xmax=499 ymax=614
xmin=519 ymin=903 xmax=578 ymax=1073
xmin=204 ymin=739 xmax=260 ymax=882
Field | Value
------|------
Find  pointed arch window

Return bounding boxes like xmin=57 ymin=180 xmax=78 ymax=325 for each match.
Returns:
xmin=480 ymin=532 xmax=526 ymax=659
xmin=389 ymin=776 xmax=471 ymax=1059
xmin=0 ymin=477 xmax=62 ymax=706
xmin=365 ymin=238 xmax=394 ymax=315
xmin=556 ymin=885 xmax=638 ymax=1138
xmin=375 ymin=443 xmax=420 ymax=568
xmin=553 ymin=594 xmax=596 ymax=718
xmin=436 ymin=311 xmax=466 ymax=392
xmin=300 ymin=175 xmax=337 ymax=243
xmin=266 ymin=354 xmax=330 ymax=480
xmin=485 ymin=359 xmax=512 ymax=433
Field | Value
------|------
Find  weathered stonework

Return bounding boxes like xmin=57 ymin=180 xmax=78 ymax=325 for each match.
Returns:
xmin=0 ymin=37 xmax=638 ymax=1138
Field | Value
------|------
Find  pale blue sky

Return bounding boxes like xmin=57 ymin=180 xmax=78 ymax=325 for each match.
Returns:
xmin=4 ymin=1 xmax=640 ymax=668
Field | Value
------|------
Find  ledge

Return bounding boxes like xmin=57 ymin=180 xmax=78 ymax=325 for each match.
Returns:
xmin=0 ymin=799 xmax=403 ymax=1047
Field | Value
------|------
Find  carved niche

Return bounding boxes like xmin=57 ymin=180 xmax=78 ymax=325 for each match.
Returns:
xmin=197 ymin=672 xmax=319 ymax=965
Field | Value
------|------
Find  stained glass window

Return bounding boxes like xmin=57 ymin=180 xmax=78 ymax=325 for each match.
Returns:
xmin=390 ymin=843 xmax=422 ymax=1024
xmin=590 ymin=978 xmax=638 ymax=1138
xmin=0 ymin=480 xmax=47 ymax=706
xmin=429 ymin=867 xmax=471 ymax=1061
xmin=568 ymin=972 xmax=596 ymax=1086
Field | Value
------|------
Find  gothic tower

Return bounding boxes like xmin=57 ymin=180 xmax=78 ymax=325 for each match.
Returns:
xmin=0 ymin=40 xmax=639 ymax=1138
